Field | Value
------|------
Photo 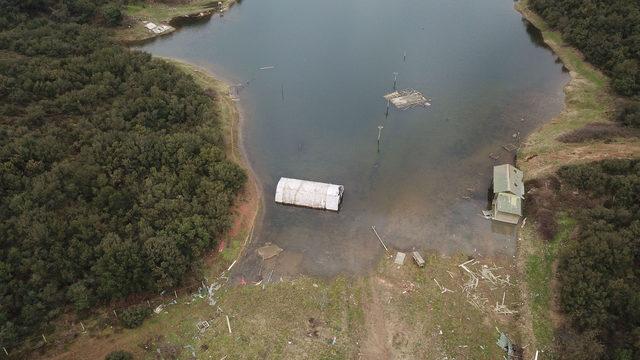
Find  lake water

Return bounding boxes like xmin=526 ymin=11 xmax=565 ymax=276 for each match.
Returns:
xmin=138 ymin=0 xmax=569 ymax=278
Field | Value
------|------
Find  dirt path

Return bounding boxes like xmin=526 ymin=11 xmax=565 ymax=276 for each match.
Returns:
xmin=361 ymin=276 xmax=392 ymax=359
xmin=514 ymin=224 xmax=537 ymax=359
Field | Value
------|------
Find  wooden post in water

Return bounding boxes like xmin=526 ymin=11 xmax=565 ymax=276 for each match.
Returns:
xmin=281 ymin=83 xmax=284 ymax=102
xmin=403 ymin=51 xmax=406 ymax=62
xmin=377 ymin=125 xmax=383 ymax=153
xmin=393 ymin=72 xmax=398 ymax=90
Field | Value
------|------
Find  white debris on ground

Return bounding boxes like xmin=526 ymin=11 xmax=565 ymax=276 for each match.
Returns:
xmin=196 ymin=320 xmax=210 ymax=333
xmin=384 ymin=89 xmax=431 ymax=110
xmin=143 ymin=21 xmax=175 ymax=34
xmin=458 ymin=259 xmax=516 ymax=314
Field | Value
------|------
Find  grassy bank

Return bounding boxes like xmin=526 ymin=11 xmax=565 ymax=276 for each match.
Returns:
xmin=45 ymin=252 xmax=521 ymax=359
xmin=114 ymin=0 xmax=235 ymax=43
xmin=367 ymin=254 xmax=520 ymax=359
xmin=514 ymin=0 xmax=640 ymax=357
xmin=523 ymin=215 xmax=575 ymax=355
xmin=47 ymin=276 xmax=366 ymax=359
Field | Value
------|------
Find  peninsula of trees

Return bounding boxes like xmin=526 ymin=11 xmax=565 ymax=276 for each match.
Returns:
xmin=1 ymin=0 xmax=245 ymax=346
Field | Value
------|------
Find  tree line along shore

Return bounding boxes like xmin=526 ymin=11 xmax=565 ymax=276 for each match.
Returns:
xmin=0 ymin=0 xmax=250 ymax=353
xmin=516 ymin=0 xmax=640 ymax=359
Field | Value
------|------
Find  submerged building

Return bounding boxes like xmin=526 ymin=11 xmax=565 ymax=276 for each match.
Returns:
xmin=275 ymin=177 xmax=344 ymax=211
xmin=491 ymin=164 xmax=524 ymax=224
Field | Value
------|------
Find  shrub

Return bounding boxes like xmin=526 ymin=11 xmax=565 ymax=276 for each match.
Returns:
xmin=119 ymin=305 xmax=151 ymax=329
xmin=554 ymin=327 xmax=604 ymax=360
xmin=101 ymin=4 xmax=122 ymax=27
xmin=618 ymin=100 xmax=640 ymax=128
xmin=105 ymin=350 xmax=133 ymax=360
xmin=554 ymin=159 xmax=640 ymax=358
xmin=536 ymin=208 xmax=558 ymax=240
xmin=557 ymin=123 xmax=638 ymax=143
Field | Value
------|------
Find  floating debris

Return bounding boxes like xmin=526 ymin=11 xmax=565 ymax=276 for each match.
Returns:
xmin=384 ymin=89 xmax=431 ymax=110
xmin=257 ymin=243 xmax=283 ymax=260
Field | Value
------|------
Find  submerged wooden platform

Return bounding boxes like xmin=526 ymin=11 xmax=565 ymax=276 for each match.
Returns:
xmin=384 ymin=89 xmax=431 ymax=110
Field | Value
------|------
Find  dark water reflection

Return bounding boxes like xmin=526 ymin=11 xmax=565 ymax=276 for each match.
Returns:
xmin=138 ymin=0 xmax=569 ymax=277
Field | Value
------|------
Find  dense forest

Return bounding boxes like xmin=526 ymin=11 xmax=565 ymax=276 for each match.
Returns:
xmin=529 ymin=0 xmax=640 ymax=97
xmin=0 ymin=1 xmax=245 ymax=347
xmin=553 ymin=160 xmax=640 ymax=359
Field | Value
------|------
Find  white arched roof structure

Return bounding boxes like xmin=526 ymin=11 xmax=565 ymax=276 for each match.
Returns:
xmin=275 ymin=177 xmax=344 ymax=211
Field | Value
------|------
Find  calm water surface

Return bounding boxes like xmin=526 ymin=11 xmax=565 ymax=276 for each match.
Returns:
xmin=138 ymin=0 xmax=569 ymax=277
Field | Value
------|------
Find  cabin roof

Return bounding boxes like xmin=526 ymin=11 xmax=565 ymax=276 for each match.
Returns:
xmin=495 ymin=193 xmax=522 ymax=216
xmin=493 ymin=164 xmax=524 ymax=198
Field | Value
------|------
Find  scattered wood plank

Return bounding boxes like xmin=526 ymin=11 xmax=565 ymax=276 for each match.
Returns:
xmin=371 ymin=226 xmax=388 ymax=252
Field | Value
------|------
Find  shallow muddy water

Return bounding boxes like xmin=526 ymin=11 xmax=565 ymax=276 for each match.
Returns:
xmin=138 ymin=0 xmax=569 ymax=277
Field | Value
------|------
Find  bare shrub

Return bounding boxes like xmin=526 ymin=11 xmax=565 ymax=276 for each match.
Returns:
xmin=557 ymin=122 xmax=639 ymax=143
xmin=524 ymin=178 xmax=560 ymax=240
xmin=554 ymin=327 xmax=604 ymax=360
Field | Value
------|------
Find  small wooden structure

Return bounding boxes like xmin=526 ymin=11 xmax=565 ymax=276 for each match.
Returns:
xmin=412 ymin=251 xmax=425 ymax=267
xmin=491 ymin=164 xmax=525 ymax=224
xmin=394 ymin=252 xmax=406 ymax=265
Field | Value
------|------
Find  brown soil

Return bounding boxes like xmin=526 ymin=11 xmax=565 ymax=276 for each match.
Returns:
xmin=514 ymin=224 xmax=537 ymax=359
xmin=361 ymin=276 xmax=392 ymax=359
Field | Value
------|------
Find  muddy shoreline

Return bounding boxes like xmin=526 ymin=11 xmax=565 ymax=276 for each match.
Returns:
xmin=161 ymin=58 xmax=264 ymax=281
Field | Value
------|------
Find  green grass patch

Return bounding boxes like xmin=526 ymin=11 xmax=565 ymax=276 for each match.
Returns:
xmin=123 ymin=0 xmax=219 ymax=22
xmin=525 ymin=213 xmax=576 ymax=353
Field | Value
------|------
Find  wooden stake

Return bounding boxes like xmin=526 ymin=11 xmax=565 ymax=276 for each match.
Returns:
xmin=226 ymin=315 xmax=232 ymax=334
xmin=174 ymin=290 xmax=178 ymax=299
xmin=3 ymin=347 xmax=8 ymax=356
xmin=80 ymin=322 xmax=85 ymax=332
xmin=227 ymin=259 xmax=237 ymax=271
xmin=41 ymin=334 xmax=47 ymax=343
xmin=371 ymin=226 xmax=388 ymax=252
xmin=113 ymin=309 xmax=117 ymax=318
xmin=403 ymin=51 xmax=406 ymax=62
